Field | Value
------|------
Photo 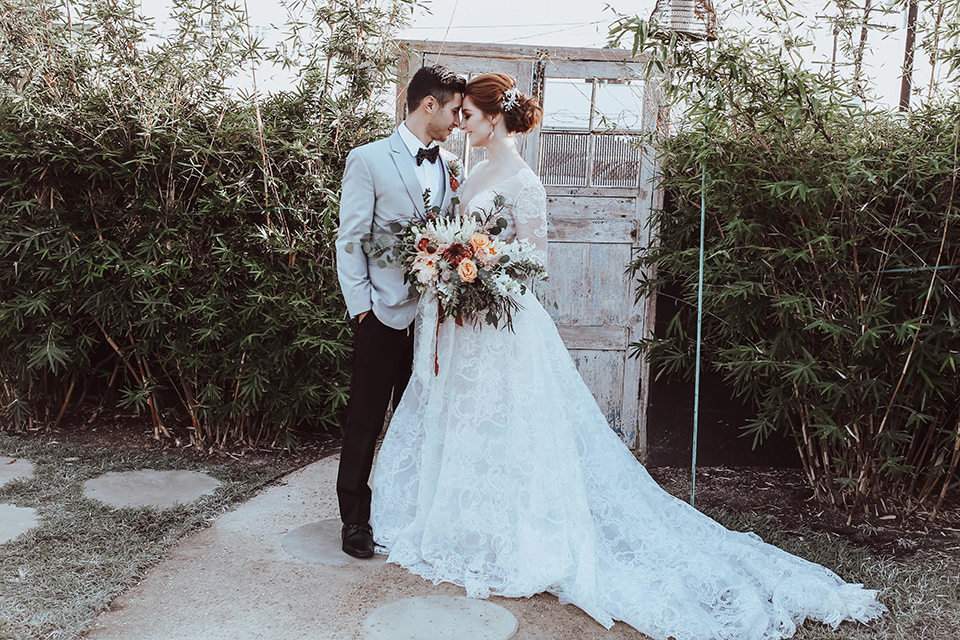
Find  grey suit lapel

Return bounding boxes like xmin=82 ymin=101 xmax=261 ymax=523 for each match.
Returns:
xmin=389 ymin=131 xmax=426 ymax=215
xmin=437 ymin=156 xmax=449 ymax=208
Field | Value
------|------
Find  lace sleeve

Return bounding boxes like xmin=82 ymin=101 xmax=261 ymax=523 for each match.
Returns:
xmin=512 ymin=171 xmax=548 ymax=263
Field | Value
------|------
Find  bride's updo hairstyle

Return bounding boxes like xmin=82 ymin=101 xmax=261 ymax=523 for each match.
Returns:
xmin=465 ymin=73 xmax=542 ymax=134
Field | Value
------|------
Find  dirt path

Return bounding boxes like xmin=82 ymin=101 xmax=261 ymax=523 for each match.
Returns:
xmin=82 ymin=453 xmax=650 ymax=640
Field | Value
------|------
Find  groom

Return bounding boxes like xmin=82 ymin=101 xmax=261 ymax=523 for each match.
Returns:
xmin=334 ymin=65 xmax=465 ymax=558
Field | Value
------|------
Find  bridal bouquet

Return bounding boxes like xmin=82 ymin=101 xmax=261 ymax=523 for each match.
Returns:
xmin=379 ymin=196 xmax=546 ymax=329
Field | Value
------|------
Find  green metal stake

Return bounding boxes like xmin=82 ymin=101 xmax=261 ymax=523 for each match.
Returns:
xmin=691 ymin=42 xmax=711 ymax=508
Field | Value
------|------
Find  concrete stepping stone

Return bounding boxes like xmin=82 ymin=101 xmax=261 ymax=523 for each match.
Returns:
xmin=0 ymin=504 xmax=39 ymax=545
xmin=82 ymin=469 xmax=220 ymax=509
xmin=363 ymin=595 xmax=518 ymax=640
xmin=282 ymin=518 xmax=386 ymax=567
xmin=0 ymin=457 xmax=35 ymax=488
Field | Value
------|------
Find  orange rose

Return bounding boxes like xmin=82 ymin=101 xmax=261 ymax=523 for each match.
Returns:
xmin=468 ymin=232 xmax=491 ymax=252
xmin=457 ymin=258 xmax=478 ymax=283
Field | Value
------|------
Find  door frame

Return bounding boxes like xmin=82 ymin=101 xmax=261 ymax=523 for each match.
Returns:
xmin=395 ymin=40 xmax=667 ymax=458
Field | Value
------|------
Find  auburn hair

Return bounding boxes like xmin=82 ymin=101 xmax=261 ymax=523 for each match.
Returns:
xmin=464 ymin=73 xmax=542 ymax=134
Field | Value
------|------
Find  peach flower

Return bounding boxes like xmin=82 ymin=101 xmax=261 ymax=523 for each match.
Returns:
xmin=468 ymin=232 xmax=492 ymax=253
xmin=457 ymin=258 xmax=478 ymax=283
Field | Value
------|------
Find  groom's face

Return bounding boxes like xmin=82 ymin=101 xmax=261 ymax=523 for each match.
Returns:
xmin=425 ymin=93 xmax=463 ymax=143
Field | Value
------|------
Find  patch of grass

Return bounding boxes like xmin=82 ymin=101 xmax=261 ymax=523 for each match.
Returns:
xmin=0 ymin=433 xmax=294 ymax=640
xmin=709 ymin=508 xmax=960 ymax=640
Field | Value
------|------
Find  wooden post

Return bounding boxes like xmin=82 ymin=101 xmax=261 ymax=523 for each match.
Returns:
xmin=900 ymin=0 xmax=919 ymax=112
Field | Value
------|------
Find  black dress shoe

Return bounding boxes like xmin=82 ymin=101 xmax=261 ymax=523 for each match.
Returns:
xmin=341 ymin=523 xmax=375 ymax=558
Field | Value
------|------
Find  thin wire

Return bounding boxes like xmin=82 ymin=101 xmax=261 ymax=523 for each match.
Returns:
xmin=406 ymin=21 xmax=599 ymax=30
xmin=692 ymin=41 xmax=711 ymax=508
xmin=497 ymin=20 xmax=609 ymax=43
xmin=433 ymin=0 xmax=460 ymax=62
xmin=875 ymin=265 xmax=960 ymax=273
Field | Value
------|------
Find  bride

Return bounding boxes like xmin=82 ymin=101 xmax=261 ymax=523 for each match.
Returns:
xmin=370 ymin=73 xmax=885 ymax=640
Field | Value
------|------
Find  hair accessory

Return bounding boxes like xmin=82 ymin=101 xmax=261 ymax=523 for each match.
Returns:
xmin=502 ymin=86 xmax=521 ymax=112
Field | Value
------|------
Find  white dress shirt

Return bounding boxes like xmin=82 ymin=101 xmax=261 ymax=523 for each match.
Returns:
xmin=398 ymin=123 xmax=444 ymax=208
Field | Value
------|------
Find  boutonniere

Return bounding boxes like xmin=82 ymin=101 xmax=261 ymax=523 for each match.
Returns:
xmin=447 ymin=158 xmax=464 ymax=192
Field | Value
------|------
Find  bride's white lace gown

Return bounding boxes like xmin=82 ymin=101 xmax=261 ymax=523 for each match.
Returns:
xmin=370 ymin=166 xmax=884 ymax=640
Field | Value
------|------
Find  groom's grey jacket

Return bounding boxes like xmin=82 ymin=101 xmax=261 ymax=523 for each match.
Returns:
xmin=336 ymin=130 xmax=460 ymax=330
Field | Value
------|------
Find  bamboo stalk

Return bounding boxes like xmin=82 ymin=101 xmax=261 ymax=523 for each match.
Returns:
xmin=126 ymin=329 xmax=162 ymax=439
xmin=186 ymin=104 xmax=228 ymax=203
xmin=74 ymin=371 xmax=93 ymax=410
xmin=906 ymin=422 xmax=939 ymax=497
xmin=141 ymin=355 xmax=170 ymax=439
xmin=875 ymin=124 xmax=958 ymax=441
xmin=52 ymin=375 xmax=75 ymax=428
xmin=927 ymin=0 xmax=946 ymax=98
xmin=94 ymin=319 xmax=142 ymax=383
xmin=179 ymin=377 xmax=203 ymax=444
xmin=88 ymin=359 xmax=121 ymax=424
xmin=92 ymin=319 xmax=169 ymax=437
xmin=917 ymin=453 xmax=946 ymax=501
xmin=241 ymin=0 xmax=273 ymax=215
xmin=930 ymin=418 xmax=960 ymax=520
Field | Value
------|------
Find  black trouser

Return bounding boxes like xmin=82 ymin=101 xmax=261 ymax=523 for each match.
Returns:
xmin=336 ymin=311 xmax=415 ymax=525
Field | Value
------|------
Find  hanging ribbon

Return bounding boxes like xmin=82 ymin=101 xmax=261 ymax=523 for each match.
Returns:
xmin=413 ymin=292 xmax=440 ymax=385
xmin=435 ymin=300 xmax=442 ymax=376
xmin=428 ymin=299 xmax=463 ymax=377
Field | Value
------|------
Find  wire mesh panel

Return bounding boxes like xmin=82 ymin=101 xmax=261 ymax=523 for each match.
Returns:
xmin=593 ymin=134 xmax=641 ymax=188
xmin=440 ymin=128 xmax=467 ymax=163
xmin=440 ymin=124 xmax=489 ymax=173
xmin=538 ymin=132 xmax=591 ymax=188
xmin=468 ymin=144 xmax=489 ymax=171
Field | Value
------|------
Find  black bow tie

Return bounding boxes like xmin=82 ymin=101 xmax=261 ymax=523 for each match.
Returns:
xmin=416 ymin=146 xmax=440 ymax=166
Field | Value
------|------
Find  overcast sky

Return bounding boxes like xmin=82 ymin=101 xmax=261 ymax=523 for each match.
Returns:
xmin=136 ymin=0 xmax=946 ymax=110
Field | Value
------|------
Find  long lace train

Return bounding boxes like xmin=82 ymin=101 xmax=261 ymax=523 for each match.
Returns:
xmin=371 ymin=289 xmax=884 ymax=640
xmin=370 ymin=166 xmax=883 ymax=640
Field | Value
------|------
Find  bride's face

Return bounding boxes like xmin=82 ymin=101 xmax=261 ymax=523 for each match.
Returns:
xmin=459 ymin=96 xmax=497 ymax=147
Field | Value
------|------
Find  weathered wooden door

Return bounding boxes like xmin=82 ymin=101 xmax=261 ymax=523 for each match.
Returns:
xmin=397 ymin=41 xmax=665 ymax=457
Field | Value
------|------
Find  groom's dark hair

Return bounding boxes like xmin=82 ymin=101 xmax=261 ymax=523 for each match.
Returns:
xmin=406 ymin=65 xmax=466 ymax=113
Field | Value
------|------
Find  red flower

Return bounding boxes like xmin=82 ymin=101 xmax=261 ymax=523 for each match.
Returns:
xmin=450 ymin=175 xmax=460 ymax=192
xmin=442 ymin=243 xmax=471 ymax=266
xmin=416 ymin=237 xmax=438 ymax=254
